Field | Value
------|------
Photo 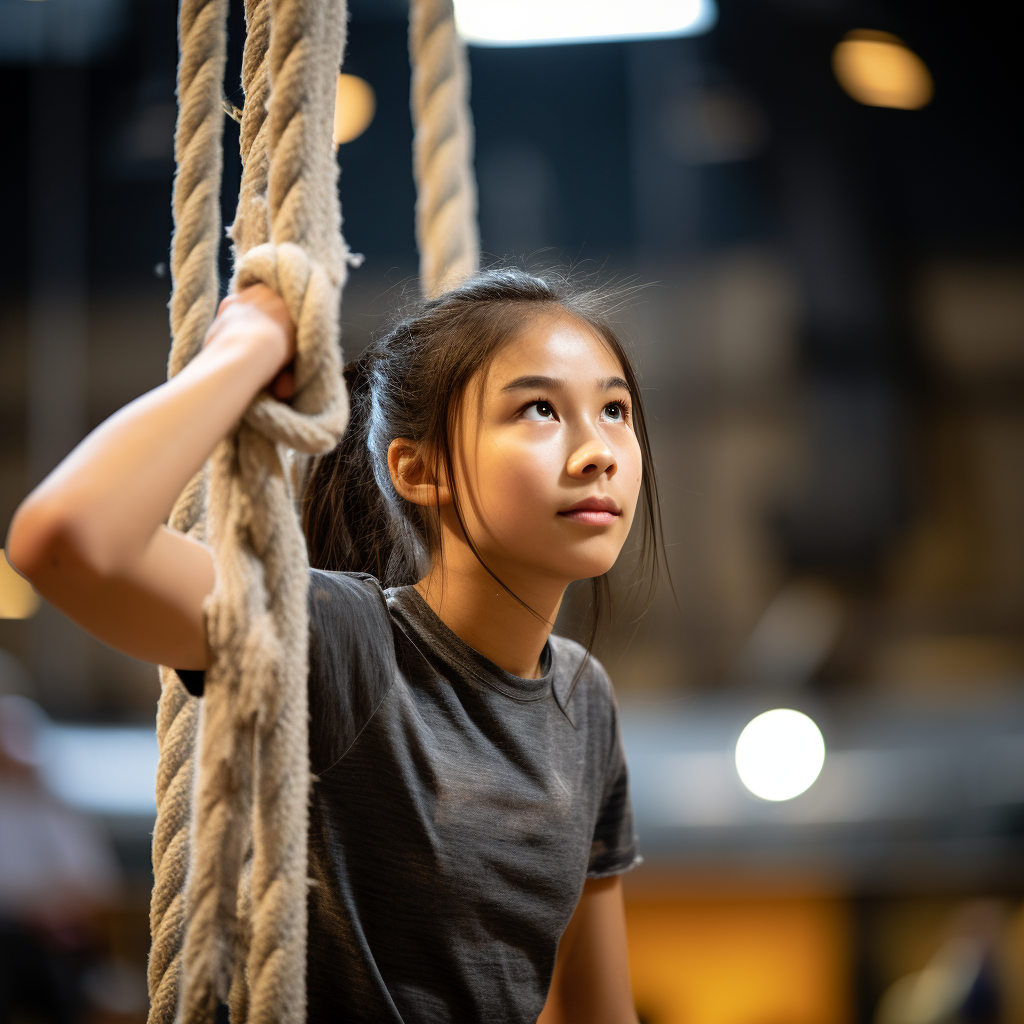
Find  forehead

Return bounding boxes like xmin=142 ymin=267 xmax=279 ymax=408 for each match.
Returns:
xmin=484 ymin=313 xmax=623 ymax=386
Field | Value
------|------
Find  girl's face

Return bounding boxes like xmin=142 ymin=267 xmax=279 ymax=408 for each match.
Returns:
xmin=448 ymin=313 xmax=643 ymax=587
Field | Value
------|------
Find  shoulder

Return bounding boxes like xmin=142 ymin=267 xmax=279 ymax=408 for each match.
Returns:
xmin=306 ymin=570 xmax=395 ymax=684
xmin=306 ymin=570 xmax=397 ymax=773
xmin=308 ymin=568 xmax=386 ymax=606
xmin=548 ymin=635 xmax=617 ymax=716
xmin=307 ymin=569 xmax=390 ymax=632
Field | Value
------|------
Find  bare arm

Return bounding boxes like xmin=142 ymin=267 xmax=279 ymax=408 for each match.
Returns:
xmin=4 ymin=286 xmax=295 ymax=670
xmin=537 ymin=875 xmax=639 ymax=1024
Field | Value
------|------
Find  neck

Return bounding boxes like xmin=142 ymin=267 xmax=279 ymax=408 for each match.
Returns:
xmin=415 ymin=548 xmax=565 ymax=680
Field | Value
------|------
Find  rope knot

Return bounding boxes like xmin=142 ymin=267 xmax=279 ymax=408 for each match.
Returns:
xmin=235 ymin=242 xmax=349 ymax=455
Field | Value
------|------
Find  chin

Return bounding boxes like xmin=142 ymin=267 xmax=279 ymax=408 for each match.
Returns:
xmin=498 ymin=532 xmax=626 ymax=585
xmin=559 ymin=550 xmax=623 ymax=582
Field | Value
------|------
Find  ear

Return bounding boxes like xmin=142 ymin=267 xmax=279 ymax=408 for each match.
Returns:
xmin=387 ymin=438 xmax=452 ymax=508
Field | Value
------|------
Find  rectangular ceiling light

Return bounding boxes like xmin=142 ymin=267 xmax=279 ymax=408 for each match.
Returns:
xmin=454 ymin=0 xmax=717 ymax=47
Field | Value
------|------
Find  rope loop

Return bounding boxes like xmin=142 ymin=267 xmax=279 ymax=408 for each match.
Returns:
xmin=235 ymin=242 xmax=350 ymax=455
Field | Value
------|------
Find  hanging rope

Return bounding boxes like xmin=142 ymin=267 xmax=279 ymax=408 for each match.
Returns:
xmin=149 ymin=0 xmax=478 ymax=1021
xmin=410 ymin=0 xmax=480 ymax=298
xmin=149 ymin=0 xmax=349 ymax=1019
xmin=148 ymin=0 xmax=229 ymax=1017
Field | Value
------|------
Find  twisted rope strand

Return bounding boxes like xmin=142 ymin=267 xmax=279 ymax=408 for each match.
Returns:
xmin=148 ymin=675 xmax=199 ymax=1024
xmin=149 ymin=0 xmax=228 ymax=1019
xmin=160 ymin=0 xmax=348 ymax=1019
xmin=233 ymin=4 xmax=347 ymax=1017
xmin=151 ymin=0 xmax=479 ymax=1019
xmin=230 ymin=0 xmax=272 ymax=258
xmin=168 ymin=0 xmax=230 ymax=378
xmin=409 ymin=0 xmax=479 ymax=298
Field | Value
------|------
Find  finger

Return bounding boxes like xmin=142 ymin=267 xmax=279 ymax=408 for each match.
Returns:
xmin=202 ymin=317 xmax=221 ymax=348
xmin=239 ymin=282 xmax=271 ymax=304
xmin=271 ymin=369 xmax=295 ymax=401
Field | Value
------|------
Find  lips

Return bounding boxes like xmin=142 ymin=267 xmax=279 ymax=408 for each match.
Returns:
xmin=558 ymin=496 xmax=621 ymax=525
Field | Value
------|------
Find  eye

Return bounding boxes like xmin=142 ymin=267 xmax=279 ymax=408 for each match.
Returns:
xmin=600 ymin=400 xmax=628 ymax=423
xmin=522 ymin=400 xmax=558 ymax=422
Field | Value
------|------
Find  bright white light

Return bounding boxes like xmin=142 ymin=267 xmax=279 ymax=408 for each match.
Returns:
xmin=455 ymin=0 xmax=718 ymax=47
xmin=39 ymin=725 xmax=158 ymax=815
xmin=735 ymin=709 xmax=825 ymax=802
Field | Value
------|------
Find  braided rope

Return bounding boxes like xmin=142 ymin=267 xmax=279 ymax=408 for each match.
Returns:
xmin=150 ymin=0 xmax=347 ymax=1020
xmin=150 ymin=0 xmax=478 ymax=1019
xmin=409 ymin=0 xmax=479 ymax=298
xmin=230 ymin=0 xmax=272 ymax=259
xmin=148 ymin=0 xmax=228 ymax=1018
xmin=148 ymin=670 xmax=199 ymax=1024
xmin=167 ymin=0 xmax=230 ymax=379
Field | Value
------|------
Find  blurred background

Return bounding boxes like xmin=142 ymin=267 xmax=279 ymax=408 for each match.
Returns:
xmin=1 ymin=0 xmax=1022 ymax=1020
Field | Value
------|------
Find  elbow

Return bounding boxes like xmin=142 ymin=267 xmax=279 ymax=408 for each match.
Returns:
xmin=6 ymin=496 xmax=109 ymax=588
xmin=7 ymin=497 xmax=69 ymax=586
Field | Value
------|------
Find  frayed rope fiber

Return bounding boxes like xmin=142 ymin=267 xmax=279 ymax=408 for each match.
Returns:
xmin=148 ymin=1 xmax=478 ymax=1021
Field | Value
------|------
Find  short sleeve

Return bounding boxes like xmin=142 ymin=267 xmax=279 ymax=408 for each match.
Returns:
xmin=173 ymin=570 xmax=396 ymax=777
xmin=305 ymin=571 xmax=396 ymax=775
xmin=586 ymin=695 xmax=642 ymax=878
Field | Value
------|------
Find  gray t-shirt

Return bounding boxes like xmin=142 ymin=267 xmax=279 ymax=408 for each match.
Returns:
xmin=180 ymin=569 xmax=640 ymax=1023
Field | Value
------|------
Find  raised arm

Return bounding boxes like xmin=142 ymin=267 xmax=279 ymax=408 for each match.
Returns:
xmin=5 ymin=285 xmax=295 ymax=670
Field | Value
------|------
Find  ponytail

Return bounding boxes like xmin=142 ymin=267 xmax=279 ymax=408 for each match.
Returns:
xmin=302 ymin=356 xmax=428 ymax=585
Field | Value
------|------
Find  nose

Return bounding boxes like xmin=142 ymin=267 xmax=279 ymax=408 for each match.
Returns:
xmin=566 ymin=436 xmax=617 ymax=480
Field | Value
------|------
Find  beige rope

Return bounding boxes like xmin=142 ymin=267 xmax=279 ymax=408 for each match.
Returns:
xmin=230 ymin=0 xmax=272 ymax=260
xmin=166 ymin=0 xmax=230 ymax=380
xmin=150 ymin=0 xmax=348 ymax=1020
xmin=409 ymin=0 xmax=480 ymax=298
xmin=149 ymin=667 xmax=200 ymax=1024
xmin=150 ymin=0 xmax=478 ymax=1020
xmin=148 ymin=0 xmax=228 ymax=1017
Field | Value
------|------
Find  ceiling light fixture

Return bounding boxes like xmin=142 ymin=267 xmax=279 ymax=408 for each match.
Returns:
xmin=334 ymin=73 xmax=376 ymax=147
xmin=454 ymin=0 xmax=717 ymax=47
xmin=833 ymin=30 xmax=933 ymax=110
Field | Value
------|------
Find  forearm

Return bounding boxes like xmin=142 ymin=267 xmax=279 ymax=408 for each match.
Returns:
xmin=8 ymin=328 xmax=281 ymax=578
xmin=538 ymin=877 xmax=639 ymax=1024
xmin=4 ymin=286 xmax=294 ymax=670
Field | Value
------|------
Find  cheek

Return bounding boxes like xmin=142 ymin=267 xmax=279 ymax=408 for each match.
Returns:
xmin=622 ymin=437 xmax=644 ymax=503
xmin=472 ymin=436 xmax=561 ymax=523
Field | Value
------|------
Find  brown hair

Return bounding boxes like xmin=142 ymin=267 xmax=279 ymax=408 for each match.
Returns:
xmin=302 ymin=267 xmax=666 ymax=669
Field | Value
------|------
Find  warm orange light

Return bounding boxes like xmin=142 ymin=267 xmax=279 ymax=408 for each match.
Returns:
xmin=832 ymin=30 xmax=933 ymax=110
xmin=626 ymin=893 xmax=851 ymax=1024
xmin=333 ymin=73 xmax=376 ymax=147
xmin=0 ymin=556 xmax=39 ymax=619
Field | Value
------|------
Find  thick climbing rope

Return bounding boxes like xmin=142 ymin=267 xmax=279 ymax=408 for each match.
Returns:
xmin=148 ymin=0 xmax=229 ymax=1017
xmin=410 ymin=0 xmax=479 ymax=297
xmin=148 ymin=0 xmax=478 ymax=1021
xmin=150 ymin=0 xmax=349 ymax=1019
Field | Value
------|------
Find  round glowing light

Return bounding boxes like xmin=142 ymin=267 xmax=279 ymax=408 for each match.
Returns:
xmin=333 ymin=74 xmax=376 ymax=147
xmin=0 ymin=556 xmax=39 ymax=620
xmin=832 ymin=31 xmax=933 ymax=110
xmin=735 ymin=709 xmax=825 ymax=802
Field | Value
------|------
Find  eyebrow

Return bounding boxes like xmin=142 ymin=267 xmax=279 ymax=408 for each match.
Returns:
xmin=500 ymin=374 xmax=631 ymax=394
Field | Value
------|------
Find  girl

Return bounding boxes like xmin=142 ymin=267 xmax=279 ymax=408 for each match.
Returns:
xmin=7 ymin=268 xmax=661 ymax=1024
